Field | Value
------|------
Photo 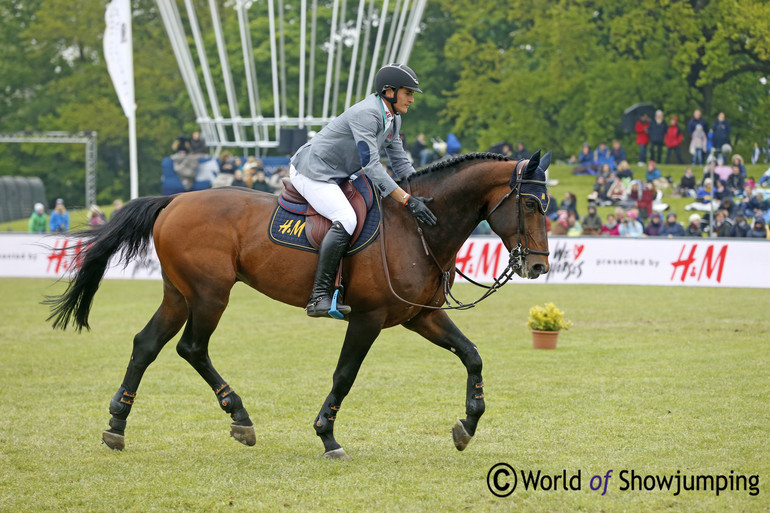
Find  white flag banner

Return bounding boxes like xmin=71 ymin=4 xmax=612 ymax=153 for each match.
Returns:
xmin=103 ymin=0 xmax=135 ymax=118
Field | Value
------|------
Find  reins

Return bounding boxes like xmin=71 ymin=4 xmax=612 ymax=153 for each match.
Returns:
xmin=378 ymin=160 xmax=548 ymax=311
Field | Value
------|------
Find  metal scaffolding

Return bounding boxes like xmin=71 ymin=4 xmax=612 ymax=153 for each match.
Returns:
xmin=156 ymin=0 xmax=427 ymax=151
xmin=0 ymin=131 xmax=98 ymax=208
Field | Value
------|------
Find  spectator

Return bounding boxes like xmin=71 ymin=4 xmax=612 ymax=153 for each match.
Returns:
xmin=545 ymin=191 xmax=559 ymax=221
xmin=611 ymin=139 xmax=627 ymax=167
xmin=49 ymin=199 xmax=70 ymax=233
xmin=730 ymin=214 xmax=750 ymax=237
xmin=87 ymin=205 xmax=107 ymax=229
xmin=268 ymin=166 xmax=289 ymax=193
xmin=411 ymin=133 xmax=429 ymax=167
xmin=719 ymin=196 xmax=736 ymax=219
xmin=110 ymin=199 xmax=124 ymax=220
xmin=687 ymin=109 xmax=709 ymax=138
xmin=725 ymin=165 xmax=745 ymax=198
xmin=559 ymin=192 xmax=579 ymax=219
xmin=618 ymin=210 xmax=643 ymax=237
xmin=606 ymin=176 xmax=627 ymax=204
xmin=714 ymin=210 xmax=733 ymax=237
xmin=689 ymin=124 xmax=708 ymax=166
xmin=172 ymin=133 xmax=191 ymax=154
xmin=616 ymin=160 xmax=634 ymax=179
xmin=759 ymin=167 xmax=770 ymax=187
xmin=634 ymin=113 xmax=651 ymax=165
xmin=601 ymin=213 xmax=620 ymax=236
xmin=645 ymin=160 xmax=662 ymax=183
xmin=637 ymin=181 xmax=656 ymax=219
xmin=28 ymin=202 xmax=47 ymax=233
xmin=712 ymin=112 xmax=731 ymax=162
xmin=213 ymin=151 xmax=236 ymax=188
xmin=660 ymin=212 xmax=685 ymax=237
xmin=572 ymin=143 xmax=597 ymax=175
xmin=513 ymin=142 xmax=530 ymax=160
xmin=751 ymin=142 xmax=761 ymax=165
xmin=190 ymin=131 xmax=207 ymax=154
xmin=742 ymin=191 xmax=767 ymax=218
xmin=678 ymin=167 xmax=697 ymax=197
xmin=596 ymin=163 xmax=612 ymax=179
xmin=231 ymin=169 xmax=249 ymax=188
xmin=685 ymin=213 xmax=703 ymax=237
xmin=582 ymin=204 xmax=603 ymax=235
xmin=567 ymin=211 xmax=583 ymax=236
xmin=730 ymin=154 xmax=747 ymax=179
xmin=747 ymin=219 xmax=768 ymax=238
xmin=644 ymin=212 xmax=664 ymax=236
xmin=649 ymin=110 xmax=666 ymax=163
xmin=595 ymin=142 xmax=613 ymax=169
xmin=551 ymin=211 xmax=569 ymax=236
xmin=251 ymin=170 xmax=272 ymax=192
xmin=664 ymin=116 xmax=684 ymax=164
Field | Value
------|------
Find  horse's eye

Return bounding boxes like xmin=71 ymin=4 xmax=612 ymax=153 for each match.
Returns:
xmin=525 ymin=200 xmax=537 ymax=210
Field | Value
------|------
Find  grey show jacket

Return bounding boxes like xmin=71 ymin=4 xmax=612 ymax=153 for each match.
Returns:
xmin=290 ymin=94 xmax=415 ymax=196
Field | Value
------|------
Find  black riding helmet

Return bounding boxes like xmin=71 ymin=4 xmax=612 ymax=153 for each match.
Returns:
xmin=375 ymin=63 xmax=422 ymax=112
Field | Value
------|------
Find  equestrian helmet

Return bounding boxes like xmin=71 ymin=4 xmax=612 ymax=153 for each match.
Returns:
xmin=375 ymin=64 xmax=423 ymax=96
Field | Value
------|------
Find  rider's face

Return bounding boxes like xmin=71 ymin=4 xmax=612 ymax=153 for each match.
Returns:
xmin=393 ymin=88 xmax=415 ymax=115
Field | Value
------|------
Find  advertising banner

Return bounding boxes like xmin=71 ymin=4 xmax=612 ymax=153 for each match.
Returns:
xmin=1 ymin=234 xmax=768 ymax=288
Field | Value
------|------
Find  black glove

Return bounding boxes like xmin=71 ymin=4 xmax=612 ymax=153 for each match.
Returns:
xmin=405 ymin=196 xmax=437 ymax=226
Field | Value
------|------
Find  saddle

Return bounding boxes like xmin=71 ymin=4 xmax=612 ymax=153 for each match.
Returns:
xmin=278 ymin=176 xmax=374 ymax=249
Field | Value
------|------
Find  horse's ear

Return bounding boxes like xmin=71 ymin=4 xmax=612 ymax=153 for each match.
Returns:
xmin=538 ymin=150 xmax=552 ymax=173
xmin=525 ymin=150 xmax=541 ymax=175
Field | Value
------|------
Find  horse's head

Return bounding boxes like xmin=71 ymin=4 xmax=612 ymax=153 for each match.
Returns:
xmin=486 ymin=150 xmax=551 ymax=279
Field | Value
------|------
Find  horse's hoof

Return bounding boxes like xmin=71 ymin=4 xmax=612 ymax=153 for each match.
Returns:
xmin=323 ymin=448 xmax=351 ymax=461
xmin=230 ymin=423 xmax=256 ymax=446
xmin=452 ymin=419 xmax=473 ymax=451
xmin=102 ymin=430 xmax=125 ymax=451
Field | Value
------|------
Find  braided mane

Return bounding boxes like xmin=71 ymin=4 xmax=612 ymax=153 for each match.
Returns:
xmin=407 ymin=152 xmax=510 ymax=182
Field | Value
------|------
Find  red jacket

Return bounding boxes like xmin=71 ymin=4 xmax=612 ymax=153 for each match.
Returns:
xmin=664 ymin=117 xmax=683 ymax=148
xmin=635 ymin=120 xmax=650 ymax=146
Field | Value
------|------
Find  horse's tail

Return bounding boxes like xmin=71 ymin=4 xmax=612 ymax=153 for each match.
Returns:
xmin=45 ymin=195 xmax=175 ymax=332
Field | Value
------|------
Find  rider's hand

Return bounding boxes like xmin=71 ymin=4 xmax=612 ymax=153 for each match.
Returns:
xmin=405 ymin=196 xmax=437 ymax=226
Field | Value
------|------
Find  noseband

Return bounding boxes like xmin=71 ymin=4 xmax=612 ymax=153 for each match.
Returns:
xmin=486 ymin=159 xmax=550 ymax=274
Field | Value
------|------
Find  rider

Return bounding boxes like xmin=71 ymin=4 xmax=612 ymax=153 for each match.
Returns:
xmin=290 ymin=63 xmax=437 ymax=318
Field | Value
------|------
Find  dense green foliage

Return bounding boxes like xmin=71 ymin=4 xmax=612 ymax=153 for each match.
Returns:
xmin=1 ymin=279 xmax=767 ymax=511
xmin=1 ymin=0 xmax=769 ymax=205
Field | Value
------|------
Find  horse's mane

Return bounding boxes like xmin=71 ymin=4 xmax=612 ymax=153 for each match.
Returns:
xmin=407 ymin=152 xmax=510 ymax=182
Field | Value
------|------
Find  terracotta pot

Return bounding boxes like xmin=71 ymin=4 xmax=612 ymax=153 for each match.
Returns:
xmin=531 ymin=330 xmax=559 ymax=349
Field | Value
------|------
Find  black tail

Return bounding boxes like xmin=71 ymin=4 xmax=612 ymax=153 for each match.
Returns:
xmin=45 ymin=195 xmax=175 ymax=331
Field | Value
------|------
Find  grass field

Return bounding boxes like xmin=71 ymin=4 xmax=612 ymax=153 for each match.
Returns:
xmin=0 ymin=278 xmax=767 ymax=512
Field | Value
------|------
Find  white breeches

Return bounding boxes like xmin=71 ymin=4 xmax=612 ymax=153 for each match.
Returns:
xmin=289 ymin=165 xmax=357 ymax=235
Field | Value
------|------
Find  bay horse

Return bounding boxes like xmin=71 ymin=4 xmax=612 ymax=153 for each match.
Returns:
xmin=47 ymin=151 xmax=551 ymax=460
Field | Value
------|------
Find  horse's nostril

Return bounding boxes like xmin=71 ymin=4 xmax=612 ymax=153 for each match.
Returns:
xmin=532 ymin=263 xmax=545 ymax=275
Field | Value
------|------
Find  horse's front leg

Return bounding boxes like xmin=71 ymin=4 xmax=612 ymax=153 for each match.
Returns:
xmin=404 ymin=309 xmax=485 ymax=451
xmin=314 ymin=315 xmax=381 ymax=460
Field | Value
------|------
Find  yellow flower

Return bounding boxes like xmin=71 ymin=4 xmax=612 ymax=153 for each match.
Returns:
xmin=526 ymin=302 xmax=573 ymax=332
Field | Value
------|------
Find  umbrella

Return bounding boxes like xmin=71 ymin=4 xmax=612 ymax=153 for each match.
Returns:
xmin=620 ymin=103 xmax=656 ymax=133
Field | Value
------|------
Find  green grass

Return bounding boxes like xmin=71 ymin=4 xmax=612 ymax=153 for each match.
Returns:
xmin=1 ymin=278 xmax=767 ymax=512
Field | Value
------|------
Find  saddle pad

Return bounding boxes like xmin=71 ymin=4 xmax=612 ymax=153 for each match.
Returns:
xmin=268 ymin=182 xmax=381 ymax=255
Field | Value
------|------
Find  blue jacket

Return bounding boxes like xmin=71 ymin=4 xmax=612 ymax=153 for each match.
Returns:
xmin=712 ymin=119 xmax=731 ymax=148
xmin=49 ymin=211 xmax=70 ymax=232
xmin=660 ymin=221 xmax=685 ymax=237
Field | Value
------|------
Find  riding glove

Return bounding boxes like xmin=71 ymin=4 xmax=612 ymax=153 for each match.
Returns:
xmin=405 ymin=196 xmax=437 ymax=226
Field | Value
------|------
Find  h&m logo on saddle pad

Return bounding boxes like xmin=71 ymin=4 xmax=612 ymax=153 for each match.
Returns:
xmin=268 ymin=174 xmax=381 ymax=254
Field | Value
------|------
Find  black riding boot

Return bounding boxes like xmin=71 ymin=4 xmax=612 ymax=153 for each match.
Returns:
xmin=306 ymin=221 xmax=352 ymax=318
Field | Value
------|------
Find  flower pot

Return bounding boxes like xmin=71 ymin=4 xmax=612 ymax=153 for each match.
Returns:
xmin=531 ymin=330 xmax=559 ymax=350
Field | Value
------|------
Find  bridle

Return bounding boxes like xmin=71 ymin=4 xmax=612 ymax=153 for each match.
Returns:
xmin=485 ymin=158 xmax=551 ymax=274
xmin=379 ymin=158 xmax=550 ymax=311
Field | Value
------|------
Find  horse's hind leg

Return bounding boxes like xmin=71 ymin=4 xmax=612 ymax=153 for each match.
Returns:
xmin=313 ymin=315 xmax=381 ymax=460
xmin=103 ymin=280 xmax=187 ymax=450
xmin=175 ymin=294 xmax=256 ymax=447
xmin=404 ymin=310 xmax=485 ymax=451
